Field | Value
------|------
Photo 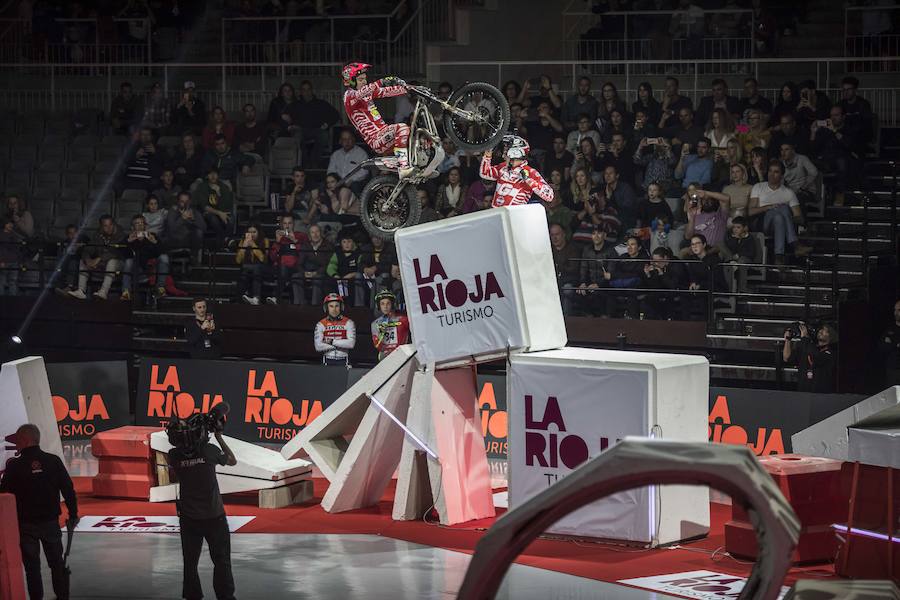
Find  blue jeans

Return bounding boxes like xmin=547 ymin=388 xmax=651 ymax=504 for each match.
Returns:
xmin=762 ymin=204 xmax=797 ymax=255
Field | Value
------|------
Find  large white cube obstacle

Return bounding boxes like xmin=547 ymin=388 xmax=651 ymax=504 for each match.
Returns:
xmin=1 ymin=357 xmax=64 ymax=468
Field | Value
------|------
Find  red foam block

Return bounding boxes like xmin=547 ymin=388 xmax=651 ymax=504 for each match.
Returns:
xmin=91 ymin=426 xmax=160 ymax=459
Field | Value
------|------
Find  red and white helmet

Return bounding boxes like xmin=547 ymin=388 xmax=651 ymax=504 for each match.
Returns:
xmin=322 ymin=293 xmax=344 ymax=314
xmin=504 ymin=134 xmax=530 ymax=160
xmin=342 ymin=62 xmax=371 ymax=88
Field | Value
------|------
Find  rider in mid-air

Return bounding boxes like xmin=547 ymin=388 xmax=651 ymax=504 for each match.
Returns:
xmin=342 ymin=62 xmax=413 ymax=179
xmin=480 ymin=135 xmax=554 ymax=208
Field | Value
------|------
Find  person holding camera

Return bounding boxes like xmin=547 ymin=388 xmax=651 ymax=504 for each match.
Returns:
xmin=165 ymin=410 xmax=237 ymax=600
xmin=236 ymin=224 xmax=270 ymax=305
xmin=122 ymin=214 xmax=169 ymax=301
xmin=186 ymin=297 xmax=223 ymax=359
xmin=0 ymin=424 xmax=78 ymax=600
xmin=266 ymin=213 xmax=309 ymax=305
xmin=783 ymin=322 xmax=836 ymax=393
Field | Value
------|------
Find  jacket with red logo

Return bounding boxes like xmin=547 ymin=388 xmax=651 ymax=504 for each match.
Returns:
xmin=343 ymin=80 xmax=408 ymax=146
xmin=314 ymin=315 xmax=356 ymax=362
xmin=268 ymin=231 xmax=309 ymax=268
xmin=371 ymin=313 xmax=410 ymax=360
xmin=479 ymin=156 xmax=554 ymax=208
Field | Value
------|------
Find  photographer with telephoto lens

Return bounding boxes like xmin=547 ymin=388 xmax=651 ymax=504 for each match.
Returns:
xmin=782 ymin=321 xmax=836 ymax=393
xmin=165 ymin=403 xmax=237 ymax=600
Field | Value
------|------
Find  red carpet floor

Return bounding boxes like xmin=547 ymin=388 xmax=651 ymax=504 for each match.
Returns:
xmin=72 ymin=477 xmax=835 ymax=590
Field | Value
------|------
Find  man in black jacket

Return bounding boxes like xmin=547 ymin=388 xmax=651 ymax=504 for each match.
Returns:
xmin=783 ymin=322 xmax=836 ymax=393
xmin=186 ymin=297 xmax=223 ymax=359
xmin=0 ymin=424 xmax=78 ymax=600
xmin=575 ymin=226 xmax=618 ymax=316
xmin=640 ymin=246 xmax=686 ymax=320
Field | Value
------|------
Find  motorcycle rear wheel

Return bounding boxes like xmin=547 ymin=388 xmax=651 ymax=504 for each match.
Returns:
xmin=443 ymin=82 xmax=510 ymax=153
xmin=360 ymin=174 xmax=421 ymax=241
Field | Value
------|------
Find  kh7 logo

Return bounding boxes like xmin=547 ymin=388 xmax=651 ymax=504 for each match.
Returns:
xmin=413 ymin=254 xmax=504 ymax=314
xmin=708 ymin=394 xmax=784 ymax=455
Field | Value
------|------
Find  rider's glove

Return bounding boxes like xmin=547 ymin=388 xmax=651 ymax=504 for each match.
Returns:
xmin=519 ymin=168 xmax=530 ymax=181
xmin=382 ymin=76 xmax=406 ymax=88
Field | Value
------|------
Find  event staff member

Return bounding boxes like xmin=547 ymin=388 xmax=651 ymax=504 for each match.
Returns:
xmin=480 ymin=135 xmax=554 ymax=207
xmin=876 ymin=299 xmax=900 ymax=386
xmin=0 ymin=424 xmax=78 ymax=600
xmin=782 ymin=322 xmax=836 ymax=393
xmin=314 ymin=293 xmax=356 ymax=366
xmin=186 ymin=297 xmax=223 ymax=359
xmin=371 ymin=290 xmax=410 ymax=361
xmin=166 ymin=418 xmax=237 ymax=600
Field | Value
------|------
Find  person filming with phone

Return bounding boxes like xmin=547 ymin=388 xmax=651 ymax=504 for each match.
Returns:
xmin=186 ymin=297 xmax=223 ymax=359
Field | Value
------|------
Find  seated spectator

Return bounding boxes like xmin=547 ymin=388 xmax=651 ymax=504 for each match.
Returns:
xmin=265 ymin=213 xmax=309 ymax=305
xmin=723 ymin=216 xmax=758 ymax=263
xmin=640 ymin=247 xmax=686 ymax=320
xmin=0 ymin=218 xmax=22 ymax=296
xmin=267 ymin=82 xmax=297 ymax=138
xmin=748 ymin=160 xmax=806 ymax=264
xmin=202 ymin=106 xmax=236 ymax=150
xmin=722 ymin=163 xmax=752 ymax=223
xmin=600 ymin=133 xmax=634 ymax=185
xmin=527 ymin=100 xmax=564 ymax=156
xmin=737 ymin=109 xmax=771 ymax=156
xmin=683 ymin=186 xmax=730 ymax=252
xmin=770 ymin=81 xmax=800 ymax=128
xmin=838 ymin=76 xmax=873 ymax=146
xmin=140 ymin=82 xmax=170 ymax=133
xmin=172 ymin=81 xmax=207 ymax=135
xmin=67 ymin=214 xmax=125 ymax=300
xmin=796 ymin=80 xmax=831 ymax=131
xmin=566 ymin=114 xmax=603 ymax=154
xmin=747 ymin=146 xmax=769 ymax=185
xmin=562 ymin=76 xmax=600 ymax=130
xmin=569 ymin=168 xmax=592 ymax=211
xmin=289 ymin=80 xmax=341 ymax=168
xmin=417 ymin=189 xmax=440 ymax=223
xmin=572 ymin=137 xmax=605 ymax=185
xmin=523 ymin=75 xmax=562 ymax=115
xmin=502 ymin=80 xmax=523 ymax=108
xmin=371 ymin=290 xmax=410 ymax=362
xmin=509 ymin=102 xmax=527 ymax=136
xmin=546 ymin=191 xmax=576 ymax=240
xmin=299 ymin=224 xmax=333 ymax=306
xmin=706 ymin=108 xmax=736 ymax=153
xmin=597 ymin=82 xmax=627 ymax=120
xmin=712 ymin=138 xmax=744 ymax=189
xmin=696 ymin=79 xmax=741 ymax=128
xmin=598 ymin=109 xmax=629 ymax=145
xmin=632 ymin=82 xmax=662 ymax=129
xmin=54 ymin=224 xmax=88 ymax=293
xmin=327 ymin=129 xmax=370 ymax=200
xmin=770 ymin=113 xmax=809 ymax=157
xmin=738 ymin=77 xmax=773 ymax=123
xmin=326 ymin=233 xmax=365 ymax=307
xmin=544 ymin=135 xmax=574 ymax=182
xmin=436 ymin=136 xmax=462 ymax=175
xmin=573 ymin=185 xmax=621 ymax=244
xmin=164 ymin=191 xmax=206 ymax=262
xmin=675 ymin=137 xmax=713 ymax=189
xmin=810 ymin=105 xmax=865 ymax=207
xmin=5 ymin=195 xmax=34 ymax=240
xmin=634 ymin=137 xmax=675 ymax=194
xmin=110 ymin=81 xmax=140 ymax=135
xmin=550 ymin=224 xmax=580 ymax=315
xmin=282 ymin=167 xmax=313 ymax=221
xmin=435 ymin=167 xmax=467 ymax=218
xmin=632 ymin=108 xmax=660 ymax=143
xmin=192 ymin=168 xmax=234 ymax=250
xmin=602 ymin=165 xmax=638 ymax=233
xmin=780 ymin=141 xmax=819 ymax=207
xmin=124 ymin=127 xmax=164 ymax=191
xmin=574 ymin=226 xmax=619 ymax=316
xmin=152 ymin=169 xmax=182 ymax=209
xmin=186 ymin=297 xmax=222 ymax=359
xmin=202 ymin=134 xmax=253 ymax=187
xmin=683 ymin=233 xmax=726 ymax=320
xmin=121 ymin=214 xmax=168 ymax=301
xmin=601 ymin=235 xmax=648 ymax=318
xmin=665 ymin=107 xmax=704 ymax=154
xmin=547 ymin=169 xmax=567 ymax=207
xmin=659 ymin=76 xmax=693 ymax=129
xmin=170 ymin=133 xmax=205 ymax=190
xmin=461 ymin=179 xmax=495 ymax=214
xmin=233 ymin=103 xmax=268 ymax=158
xmin=316 ymin=293 xmax=356 ymax=366
xmin=360 ymin=234 xmax=396 ymax=298
xmin=142 ymin=195 xmax=168 ymax=236
xmin=304 ymin=173 xmax=341 ymax=225
xmin=236 ymin=224 xmax=270 ymax=305
xmin=636 ymin=182 xmax=674 ymax=231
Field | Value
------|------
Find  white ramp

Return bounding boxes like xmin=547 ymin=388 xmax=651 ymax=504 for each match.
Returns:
xmin=1 ymin=357 xmax=63 ymax=469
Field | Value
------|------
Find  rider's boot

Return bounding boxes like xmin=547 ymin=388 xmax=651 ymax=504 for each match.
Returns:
xmin=395 ymin=148 xmax=414 ymax=179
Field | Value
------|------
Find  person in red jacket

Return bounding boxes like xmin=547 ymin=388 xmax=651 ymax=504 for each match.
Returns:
xmin=265 ymin=213 xmax=308 ymax=305
xmin=371 ymin=289 xmax=410 ymax=361
xmin=480 ymin=135 xmax=554 ymax=207
xmin=342 ymin=62 xmax=413 ymax=178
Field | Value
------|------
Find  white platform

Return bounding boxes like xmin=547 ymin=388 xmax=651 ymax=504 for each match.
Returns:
xmin=0 ymin=356 xmax=63 ymax=469
xmin=395 ymin=205 xmax=566 ymax=366
xmin=507 ymin=347 xmax=710 ymax=545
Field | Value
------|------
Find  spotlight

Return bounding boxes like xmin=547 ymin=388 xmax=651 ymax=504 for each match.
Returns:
xmin=11 ymin=335 xmax=22 ymax=344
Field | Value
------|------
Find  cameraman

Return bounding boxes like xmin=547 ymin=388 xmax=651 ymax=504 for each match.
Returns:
xmin=782 ymin=322 xmax=836 ymax=393
xmin=166 ymin=414 xmax=237 ymax=600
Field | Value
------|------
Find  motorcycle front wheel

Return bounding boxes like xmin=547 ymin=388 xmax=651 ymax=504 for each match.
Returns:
xmin=360 ymin=175 xmax=421 ymax=241
xmin=443 ymin=82 xmax=510 ymax=153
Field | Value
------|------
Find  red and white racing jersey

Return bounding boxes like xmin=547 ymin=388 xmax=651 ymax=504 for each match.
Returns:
xmin=479 ymin=156 xmax=554 ymax=208
xmin=314 ymin=316 xmax=356 ymax=362
xmin=343 ymin=80 xmax=408 ymax=146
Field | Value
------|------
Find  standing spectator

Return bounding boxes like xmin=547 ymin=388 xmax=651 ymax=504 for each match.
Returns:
xmin=326 ymin=233 xmax=365 ymax=307
xmin=562 ymin=76 xmax=599 ymax=130
xmin=0 ymin=218 xmax=22 ymax=295
xmin=780 ymin=141 xmax=819 ymax=207
xmin=632 ymin=82 xmax=662 ymax=129
xmin=770 ymin=81 xmax=800 ymax=127
xmin=435 ymin=167 xmax=468 ymax=218
xmin=811 ymin=105 xmax=865 ymax=207
xmin=67 ymin=214 xmax=125 ymax=300
xmin=683 ymin=233 xmax=726 ymax=320
xmin=875 ymin=300 xmax=900 ymax=387
xmin=327 ymin=129 xmax=370 ymax=201
xmin=634 ymin=137 xmax=676 ymax=194
xmin=550 ymin=223 xmax=581 ymax=315
xmin=315 ymin=293 xmax=356 ymax=366
xmin=299 ymin=224 xmax=332 ymax=305
xmin=141 ymin=82 xmax=170 ymax=133
xmin=543 ymin=135 xmax=574 ymax=183
xmin=288 ymin=80 xmax=341 ymax=168
xmin=603 ymin=165 xmax=638 ymax=233
xmin=173 ymin=81 xmax=207 ymax=135
xmin=770 ymin=113 xmax=810 ymax=156
xmin=684 ymin=187 xmax=731 ymax=251
xmin=236 ymin=224 xmax=269 ymax=305
xmin=566 ymin=114 xmax=603 ymax=154
xmin=371 ymin=290 xmax=410 ymax=361
xmin=121 ymin=214 xmax=168 ymax=301
xmin=738 ymin=109 xmax=771 ymax=156
xmin=5 ymin=195 xmax=34 ymax=239
xmin=738 ymin=78 xmax=773 ymax=123
xmin=142 ymin=194 xmax=168 ymax=236
xmin=722 ymin=163 xmax=752 ymax=223
xmin=233 ymin=104 xmax=268 ymax=158
xmin=839 ymin=76 xmax=874 ymax=146
xmin=267 ymin=82 xmax=297 ymax=138
xmin=124 ymin=127 xmax=164 ymax=191
xmin=782 ymin=322 xmax=836 ymax=393
xmin=110 ymin=81 xmax=140 ymax=135
xmin=659 ymin=77 xmax=693 ymax=129
xmin=192 ymin=168 xmax=234 ymax=250
xmin=705 ymin=108 xmax=736 ymax=153
xmin=185 ymin=297 xmax=223 ymax=358
xmin=201 ymin=106 xmax=236 ymax=150
xmin=575 ymin=226 xmax=619 ymax=316
xmin=153 ymin=169 xmax=182 ymax=208
xmin=202 ymin=135 xmax=253 ymax=187
xmin=265 ymin=213 xmax=308 ymax=305
xmin=674 ymin=137 xmax=714 ymax=190
xmin=164 ymin=192 xmax=206 ymax=262
xmin=0 ymin=424 xmax=78 ymax=600
xmin=748 ymin=160 xmax=805 ymax=264
xmin=171 ymin=133 xmax=204 ymax=189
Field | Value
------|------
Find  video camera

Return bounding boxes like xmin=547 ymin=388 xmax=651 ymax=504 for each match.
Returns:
xmin=786 ymin=321 xmax=820 ymax=340
xmin=166 ymin=402 xmax=230 ymax=455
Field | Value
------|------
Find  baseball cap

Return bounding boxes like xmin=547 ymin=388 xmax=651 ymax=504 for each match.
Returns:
xmin=183 ymin=81 xmax=195 ymax=90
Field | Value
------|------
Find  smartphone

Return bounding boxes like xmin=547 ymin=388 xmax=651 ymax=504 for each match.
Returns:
xmin=648 ymin=137 xmax=660 ymax=145
xmin=815 ymin=119 xmax=828 ymax=128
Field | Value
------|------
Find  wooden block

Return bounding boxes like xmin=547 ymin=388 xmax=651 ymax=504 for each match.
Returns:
xmin=258 ymin=480 xmax=313 ymax=509
xmin=155 ymin=451 xmax=169 ymax=486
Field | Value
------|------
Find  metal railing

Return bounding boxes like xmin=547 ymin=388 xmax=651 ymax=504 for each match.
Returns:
xmin=844 ymin=4 xmax=900 ymax=69
xmin=0 ymin=17 xmax=153 ymax=64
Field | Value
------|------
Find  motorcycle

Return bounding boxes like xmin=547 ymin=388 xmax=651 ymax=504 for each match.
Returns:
xmin=339 ymin=81 xmax=510 ymax=239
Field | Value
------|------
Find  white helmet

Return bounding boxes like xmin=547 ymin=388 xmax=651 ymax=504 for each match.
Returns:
xmin=504 ymin=135 xmax=530 ymax=160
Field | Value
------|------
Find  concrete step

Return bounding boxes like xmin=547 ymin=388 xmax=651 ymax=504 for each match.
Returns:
xmin=736 ymin=300 xmax=834 ymax=319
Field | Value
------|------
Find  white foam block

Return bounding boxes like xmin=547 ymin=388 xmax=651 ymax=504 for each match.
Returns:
xmin=507 ymin=347 xmax=710 ymax=545
xmin=395 ymin=205 xmax=566 ymax=366
xmin=150 ymin=472 xmax=311 ymax=502
xmin=0 ymin=357 xmax=63 ymax=468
